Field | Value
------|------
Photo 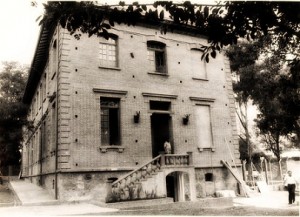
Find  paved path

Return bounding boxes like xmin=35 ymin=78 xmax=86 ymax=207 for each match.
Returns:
xmin=233 ymin=190 xmax=299 ymax=210
xmin=9 ymin=180 xmax=59 ymax=206
xmin=1 ymin=180 xmax=298 ymax=216
xmin=0 ymin=203 xmax=118 ymax=216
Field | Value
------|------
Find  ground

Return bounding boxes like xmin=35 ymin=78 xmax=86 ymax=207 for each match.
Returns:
xmin=104 ymin=202 xmax=299 ymax=216
xmin=0 ymin=181 xmax=299 ymax=216
xmin=0 ymin=181 xmax=14 ymax=204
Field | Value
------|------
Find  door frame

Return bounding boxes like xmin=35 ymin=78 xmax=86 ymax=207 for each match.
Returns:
xmin=150 ymin=112 xmax=173 ymax=157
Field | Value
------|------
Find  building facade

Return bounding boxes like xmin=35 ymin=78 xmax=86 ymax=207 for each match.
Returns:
xmin=21 ymin=22 xmax=240 ymax=202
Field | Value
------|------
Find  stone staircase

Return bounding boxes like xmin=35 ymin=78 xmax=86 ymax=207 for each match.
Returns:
xmin=108 ymin=153 xmax=192 ymax=202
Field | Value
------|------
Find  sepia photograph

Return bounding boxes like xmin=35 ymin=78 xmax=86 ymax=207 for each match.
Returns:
xmin=0 ymin=0 xmax=299 ymax=216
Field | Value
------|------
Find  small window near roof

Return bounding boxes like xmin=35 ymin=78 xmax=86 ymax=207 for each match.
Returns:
xmin=147 ymin=41 xmax=167 ymax=74
xmin=150 ymin=101 xmax=171 ymax=111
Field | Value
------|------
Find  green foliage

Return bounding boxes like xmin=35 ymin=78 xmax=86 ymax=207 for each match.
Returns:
xmin=0 ymin=62 xmax=28 ymax=170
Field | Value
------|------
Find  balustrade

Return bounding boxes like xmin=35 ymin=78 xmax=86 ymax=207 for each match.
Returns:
xmin=111 ymin=153 xmax=193 ymax=194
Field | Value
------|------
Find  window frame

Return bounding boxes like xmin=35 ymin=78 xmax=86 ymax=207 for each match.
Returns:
xmin=190 ymin=48 xmax=208 ymax=81
xmin=195 ymin=104 xmax=214 ymax=151
xmin=189 ymin=97 xmax=215 ymax=152
xmin=99 ymin=35 xmax=119 ymax=69
xmin=147 ymin=41 xmax=167 ymax=74
xmin=100 ymin=97 xmax=121 ymax=146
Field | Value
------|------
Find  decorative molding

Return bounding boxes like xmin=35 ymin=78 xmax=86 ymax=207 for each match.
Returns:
xmin=98 ymin=66 xmax=121 ymax=71
xmin=142 ymin=92 xmax=178 ymax=99
xmin=192 ymin=77 xmax=209 ymax=81
xmin=198 ymin=147 xmax=216 ymax=152
xmin=99 ymin=146 xmax=125 ymax=153
xmin=147 ymin=72 xmax=169 ymax=77
xmin=93 ymin=88 xmax=128 ymax=95
xmin=189 ymin=97 xmax=215 ymax=103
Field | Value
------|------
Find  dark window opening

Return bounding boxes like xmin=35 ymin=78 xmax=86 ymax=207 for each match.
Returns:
xmin=155 ymin=50 xmax=165 ymax=72
xmin=101 ymin=97 xmax=120 ymax=146
xmin=84 ymin=174 xmax=92 ymax=180
xmin=147 ymin=41 xmax=167 ymax=73
xmin=107 ymin=177 xmax=118 ymax=182
xmin=205 ymin=173 xmax=213 ymax=182
xmin=53 ymin=39 xmax=57 ymax=49
xmin=150 ymin=101 xmax=171 ymax=111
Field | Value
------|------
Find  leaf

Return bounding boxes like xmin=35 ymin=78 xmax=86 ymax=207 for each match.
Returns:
xmin=102 ymin=29 xmax=109 ymax=40
xmin=212 ymin=8 xmax=219 ymax=15
xmin=109 ymin=18 xmax=115 ymax=26
xmin=159 ymin=10 xmax=164 ymax=20
xmin=141 ymin=5 xmax=147 ymax=11
xmin=205 ymin=54 xmax=209 ymax=63
xmin=35 ymin=15 xmax=42 ymax=22
xmin=201 ymin=52 xmax=205 ymax=61
xmin=119 ymin=1 xmax=125 ymax=7
xmin=102 ymin=23 xmax=111 ymax=29
xmin=204 ymin=6 xmax=209 ymax=19
xmin=211 ymin=50 xmax=216 ymax=58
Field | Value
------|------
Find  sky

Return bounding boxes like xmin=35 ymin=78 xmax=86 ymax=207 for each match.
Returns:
xmin=0 ymin=0 xmax=216 ymax=68
xmin=0 ymin=1 xmax=43 ymax=67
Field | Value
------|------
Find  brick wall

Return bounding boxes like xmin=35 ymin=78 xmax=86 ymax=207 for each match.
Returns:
xmin=54 ymin=24 xmax=239 ymax=171
xmin=22 ymin=23 xmax=239 ymax=201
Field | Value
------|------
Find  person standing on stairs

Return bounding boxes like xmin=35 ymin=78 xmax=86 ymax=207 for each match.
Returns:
xmin=164 ymin=140 xmax=171 ymax=154
xmin=164 ymin=140 xmax=172 ymax=165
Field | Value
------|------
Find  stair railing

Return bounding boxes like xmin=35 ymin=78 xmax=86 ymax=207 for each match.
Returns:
xmin=112 ymin=155 xmax=162 ymax=189
xmin=111 ymin=152 xmax=193 ymax=191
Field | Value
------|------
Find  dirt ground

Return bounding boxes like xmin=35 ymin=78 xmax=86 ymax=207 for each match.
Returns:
xmin=0 ymin=182 xmax=14 ymax=204
xmin=0 ymin=182 xmax=299 ymax=216
xmin=102 ymin=202 xmax=299 ymax=216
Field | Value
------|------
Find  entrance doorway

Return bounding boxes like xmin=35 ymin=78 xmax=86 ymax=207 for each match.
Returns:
xmin=151 ymin=113 xmax=172 ymax=157
xmin=166 ymin=172 xmax=191 ymax=202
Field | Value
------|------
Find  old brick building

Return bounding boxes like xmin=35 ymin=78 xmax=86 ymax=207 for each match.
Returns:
xmin=21 ymin=20 xmax=240 ymax=202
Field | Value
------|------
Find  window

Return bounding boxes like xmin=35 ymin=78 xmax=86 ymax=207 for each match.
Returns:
xmin=195 ymin=105 xmax=213 ymax=149
xmin=150 ymin=101 xmax=171 ymax=111
xmin=42 ymin=74 xmax=47 ymax=102
xmin=205 ymin=173 xmax=213 ymax=182
xmin=191 ymin=48 xmax=207 ymax=79
xmin=51 ymin=103 xmax=56 ymax=151
xmin=100 ymin=97 xmax=120 ymax=146
xmin=39 ymin=84 xmax=43 ymax=108
xmin=99 ymin=36 xmax=118 ymax=68
xmin=147 ymin=41 xmax=167 ymax=73
xmin=49 ymin=40 xmax=57 ymax=78
xmin=35 ymin=92 xmax=39 ymax=112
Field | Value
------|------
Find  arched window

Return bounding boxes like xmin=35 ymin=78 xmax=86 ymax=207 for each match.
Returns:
xmin=147 ymin=41 xmax=167 ymax=73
